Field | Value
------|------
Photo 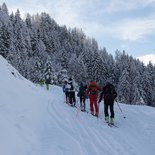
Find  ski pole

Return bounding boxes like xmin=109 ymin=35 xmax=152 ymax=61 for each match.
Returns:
xmin=98 ymin=101 xmax=100 ymax=118
xmin=115 ymin=100 xmax=126 ymax=119
xmin=76 ymin=105 xmax=81 ymax=117
xmin=76 ymin=97 xmax=81 ymax=117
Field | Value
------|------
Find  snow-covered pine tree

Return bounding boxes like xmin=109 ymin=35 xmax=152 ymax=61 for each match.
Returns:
xmin=91 ymin=51 xmax=106 ymax=83
xmin=57 ymin=69 xmax=69 ymax=85
xmin=0 ymin=3 xmax=11 ymax=58
xmin=99 ymin=48 xmax=114 ymax=85
xmin=115 ymin=50 xmax=130 ymax=85
xmin=117 ymin=56 xmax=141 ymax=104
xmin=38 ymin=13 xmax=59 ymax=55
xmin=141 ymin=69 xmax=153 ymax=106
xmin=1 ymin=3 xmax=155 ymax=107
xmin=10 ymin=9 xmax=30 ymax=78
xmin=43 ymin=60 xmax=55 ymax=84
xmin=1 ymin=3 xmax=8 ymax=14
xmin=68 ymin=54 xmax=88 ymax=84
xmin=128 ymin=59 xmax=141 ymax=104
xmin=143 ymin=62 xmax=155 ymax=106
xmin=117 ymin=67 xmax=131 ymax=104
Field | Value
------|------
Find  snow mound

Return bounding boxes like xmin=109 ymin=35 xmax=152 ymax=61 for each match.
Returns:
xmin=0 ymin=55 xmax=155 ymax=155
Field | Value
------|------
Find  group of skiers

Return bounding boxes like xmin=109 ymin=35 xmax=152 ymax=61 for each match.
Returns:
xmin=63 ymin=78 xmax=117 ymax=124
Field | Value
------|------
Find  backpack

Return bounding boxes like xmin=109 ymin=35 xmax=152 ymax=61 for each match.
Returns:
xmin=63 ymin=84 xmax=70 ymax=92
xmin=70 ymin=83 xmax=74 ymax=90
xmin=90 ymin=86 xmax=98 ymax=95
xmin=104 ymin=84 xmax=117 ymax=99
xmin=68 ymin=83 xmax=74 ymax=91
xmin=79 ymin=86 xmax=87 ymax=96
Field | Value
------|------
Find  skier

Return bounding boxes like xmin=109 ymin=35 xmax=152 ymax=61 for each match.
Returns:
xmin=68 ymin=78 xmax=76 ymax=106
xmin=62 ymin=80 xmax=70 ymax=103
xmin=40 ymin=78 xmax=44 ymax=87
xmin=45 ymin=75 xmax=51 ymax=90
xmin=77 ymin=82 xmax=87 ymax=111
xmin=99 ymin=81 xmax=117 ymax=124
xmin=87 ymin=81 xmax=101 ymax=117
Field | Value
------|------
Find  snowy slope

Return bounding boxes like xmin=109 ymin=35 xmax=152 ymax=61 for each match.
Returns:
xmin=0 ymin=55 xmax=155 ymax=155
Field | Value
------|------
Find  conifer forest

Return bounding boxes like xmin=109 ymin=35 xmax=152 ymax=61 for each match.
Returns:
xmin=0 ymin=3 xmax=155 ymax=107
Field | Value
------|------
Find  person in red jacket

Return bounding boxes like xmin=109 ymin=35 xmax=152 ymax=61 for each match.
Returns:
xmin=87 ymin=81 xmax=101 ymax=117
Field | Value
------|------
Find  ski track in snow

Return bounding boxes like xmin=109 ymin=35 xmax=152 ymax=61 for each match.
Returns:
xmin=29 ymin=89 xmax=155 ymax=155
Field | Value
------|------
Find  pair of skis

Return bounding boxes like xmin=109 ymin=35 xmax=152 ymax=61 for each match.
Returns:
xmin=107 ymin=122 xmax=118 ymax=128
xmin=75 ymin=102 xmax=119 ymax=128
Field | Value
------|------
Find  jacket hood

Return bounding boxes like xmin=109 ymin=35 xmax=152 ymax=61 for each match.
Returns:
xmin=89 ymin=81 xmax=97 ymax=87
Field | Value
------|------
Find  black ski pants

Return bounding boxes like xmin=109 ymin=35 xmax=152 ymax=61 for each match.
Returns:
xmin=65 ymin=91 xmax=69 ymax=102
xmin=80 ymin=96 xmax=86 ymax=110
xmin=104 ymin=99 xmax=114 ymax=118
xmin=69 ymin=91 xmax=76 ymax=106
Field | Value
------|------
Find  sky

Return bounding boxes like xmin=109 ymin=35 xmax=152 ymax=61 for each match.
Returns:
xmin=1 ymin=0 xmax=155 ymax=58
xmin=1 ymin=55 xmax=155 ymax=155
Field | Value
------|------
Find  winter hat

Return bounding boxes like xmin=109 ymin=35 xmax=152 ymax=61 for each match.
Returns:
xmin=106 ymin=78 xmax=112 ymax=85
xmin=90 ymin=81 xmax=97 ymax=86
xmin=64 ymin=80 xmax=68 ymax=84
xmin=68 ymin=78 xmax=72 ymax=84
xmin=80 ymin=82 xmax=83 ymax=87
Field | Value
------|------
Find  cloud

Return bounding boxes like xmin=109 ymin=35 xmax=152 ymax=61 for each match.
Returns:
xmin=45 ymin=0 xmax=155 ymax=42
xmin=115 ymin=16 xmax=155 ymax=41
xmin=51 ymin=0 xmax=81 ymax=27
xmin=79 ymin=15 xmax=155 ymax=43
xmin=46 ymin=0 xmax=102 ymax=28
xmin=6 ymin=0 xmax=49 ymax=17
xmin=3 ymin=0 xmax=155 ymax=53
xmin=104 ymin=0 xmax=155 ymax=14
xmin=137 ymin=54 xmax=155 ymax=65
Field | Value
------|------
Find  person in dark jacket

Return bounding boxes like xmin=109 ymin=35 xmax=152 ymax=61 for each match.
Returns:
xmin=62 ymin=81 xmax=70 ymax=103
xmin=99 ymin=82 xmax=117 ymax=124
xmin=68 ymin=78 xmax=76 ymax=106
xmin=77 ymin=83 xmax=87 ymax=111
xmin=45 ymin=75 xmax=51 ymax=90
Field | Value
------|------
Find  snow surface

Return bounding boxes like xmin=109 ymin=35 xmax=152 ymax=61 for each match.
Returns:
xmin=0 ymin=55 xmax=155 ymax=155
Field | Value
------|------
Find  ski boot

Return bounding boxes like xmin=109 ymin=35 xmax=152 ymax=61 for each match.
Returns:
xmin=105 ymin=116 xmax=109 ymax=123
xmin=110 ymin=118 xmax=114 ymax=125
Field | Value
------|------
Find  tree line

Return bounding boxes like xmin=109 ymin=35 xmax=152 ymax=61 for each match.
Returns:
xmin=0 ymin=3 xmax=155 ymax=107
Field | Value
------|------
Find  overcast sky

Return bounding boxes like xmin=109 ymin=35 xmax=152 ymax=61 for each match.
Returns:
xmin=1 ymin=0 xmax=155 ymax=57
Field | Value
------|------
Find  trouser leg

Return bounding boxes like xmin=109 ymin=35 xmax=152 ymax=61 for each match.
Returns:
xmin=110 ymin=102 xmax=114 ymax=118
xmin=72 ymin=92 xmax=76 ymax=106
xmin=83 ymin=98 xmax=86 ymax=110
xmin=90 ymin=98 xmax=94 ymax=114
xmin=70 ymin=92 xmax=76 ymax=106
xmin=104 ymin=102 xmax=109 ymax=117
xmin=69 ymin=93 xmax=72 ymax=104
xmin=94 ymin=97 xmax=98 ymax=116
xmin=46 ymin=84 xmax=49 ymax=90
xmin=80 ymin=97 xmax=82 ymax=107
xmin=65 ymin=92 xmax=69 ymax=103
